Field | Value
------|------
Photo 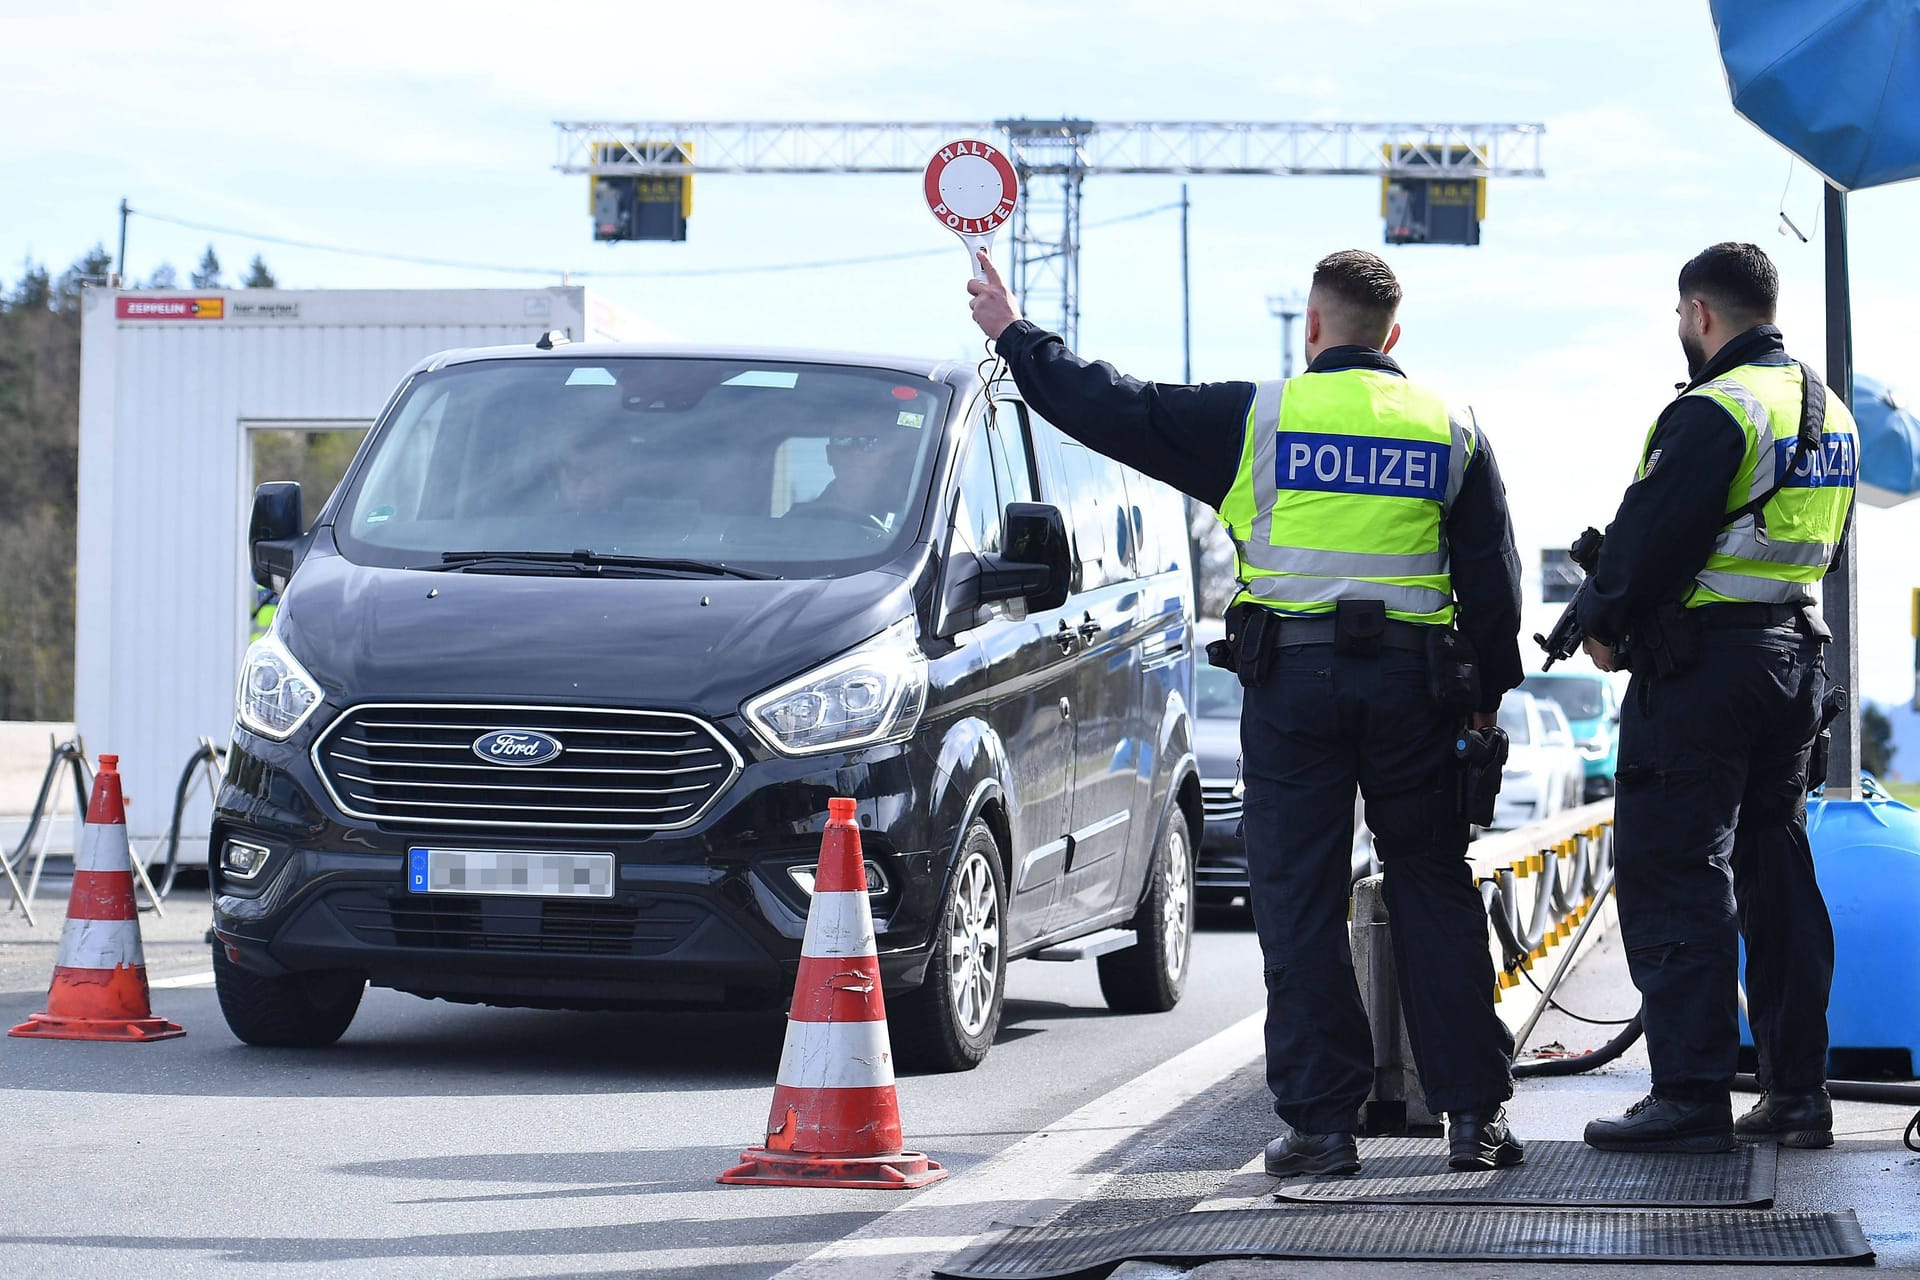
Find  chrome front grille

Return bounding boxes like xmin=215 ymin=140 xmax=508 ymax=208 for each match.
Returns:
xmin=1201 ymin=778 xmax=1243 ymax=825
xmin=313 ymin=703 xmax=741 ymax=832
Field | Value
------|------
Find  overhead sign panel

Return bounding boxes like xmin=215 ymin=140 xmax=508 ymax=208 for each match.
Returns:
xmin=1381 ymin=145 xmax=1486 ymax=246
xmin=591 ymin=141 xmax=694 ymax=242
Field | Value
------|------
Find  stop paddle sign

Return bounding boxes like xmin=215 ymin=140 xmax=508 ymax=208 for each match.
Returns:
xmin=924 ymin=139 xmax=1019 ymax=281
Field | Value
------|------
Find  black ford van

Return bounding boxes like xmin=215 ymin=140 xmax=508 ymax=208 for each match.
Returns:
xmin=211 ymin=342 xmax=1200 ymax=1070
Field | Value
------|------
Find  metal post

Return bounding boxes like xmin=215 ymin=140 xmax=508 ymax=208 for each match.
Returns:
xmin=1823 ymin=182 xmax=1861 ymax=800
xmin=117 ymin=197 xmax=130 ymax=283
xmin=1267 ymin=294 xmax=1304 ymax=379
xmin=1180 ymin=183 xmax=1191 ymax=383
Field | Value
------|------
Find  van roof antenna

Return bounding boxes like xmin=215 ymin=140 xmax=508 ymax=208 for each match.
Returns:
xmin=534 ymin=330 xmax=570 ymax=350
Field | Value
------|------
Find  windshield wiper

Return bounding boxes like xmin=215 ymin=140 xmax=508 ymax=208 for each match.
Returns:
xmin=423 ymin=549 xmax=777 ymax=579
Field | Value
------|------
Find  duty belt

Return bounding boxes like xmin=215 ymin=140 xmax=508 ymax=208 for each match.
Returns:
xmin=1692 ymin=603 xmax=1816 ymax=631
xmin=1270 ymin=615 xmax=1431 ymax=653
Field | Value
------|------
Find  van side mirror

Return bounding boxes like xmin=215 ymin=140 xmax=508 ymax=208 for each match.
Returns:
xmin=995 ymin=502 xmax=1071 ymax=612
xmin=250 ymin=482 xmax=304 ymax=590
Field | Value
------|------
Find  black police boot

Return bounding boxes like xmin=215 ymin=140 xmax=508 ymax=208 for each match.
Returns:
xmin=1446 ymin=1105 xmax=1527 ymax=1171
xmin=1735 ymin=1089 xmax=1834 ymax=1148
xmin=1264 ymin=1128 xmax=1360 ymax=1177
xmin=1584 ymin=1093 xmax=1735 ymax=1153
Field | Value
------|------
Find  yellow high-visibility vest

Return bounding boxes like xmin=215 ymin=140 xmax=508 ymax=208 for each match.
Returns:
xmin=1217 ymin=367 xmax=1474 ymax=624
xmin=1639 ymin=363 xmax=1857 ymax=608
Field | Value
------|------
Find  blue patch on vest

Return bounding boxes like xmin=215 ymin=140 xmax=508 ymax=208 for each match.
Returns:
xmin=1275 ymin=432 xmax=1448 ymax=500
xmin=1773 ymin=433 xmax=1857 ymax=489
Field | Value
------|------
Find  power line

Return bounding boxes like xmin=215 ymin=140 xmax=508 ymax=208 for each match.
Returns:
xmin=126 ymin=200 xmax=1186 ymax=283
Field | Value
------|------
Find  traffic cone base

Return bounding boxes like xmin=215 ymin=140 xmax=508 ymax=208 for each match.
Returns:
xmin=717 ymin=1146 xmax=945 ymax=1189
xmin=7 ymin=754 xmax=184 ymax=1043
xmin=718 ymin=796 xmax=944 ymax=1190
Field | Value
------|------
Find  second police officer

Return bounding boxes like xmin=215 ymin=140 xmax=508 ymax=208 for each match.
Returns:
xmin=1576 ymin=243 xmax=1858 ymax=1153
xmin=967 ymin=247 xmax=1527 ymax=1176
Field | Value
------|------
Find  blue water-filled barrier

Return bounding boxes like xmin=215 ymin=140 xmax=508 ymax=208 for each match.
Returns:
xmin=1741 ymin=779 xmax=1920 ymax=1077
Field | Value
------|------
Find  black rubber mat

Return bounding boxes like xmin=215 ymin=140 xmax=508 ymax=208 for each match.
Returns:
xmin=1274 ymin=1137 xmax=1775 ymax=1207
xmin=932 ymin=1206 xmax=1874 ymax=1278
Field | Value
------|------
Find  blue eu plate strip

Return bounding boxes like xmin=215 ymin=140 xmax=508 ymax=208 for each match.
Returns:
xmin=408 ymin=847 xmax=430 ymax=893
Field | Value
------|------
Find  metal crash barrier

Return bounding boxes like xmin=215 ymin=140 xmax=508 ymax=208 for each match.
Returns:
xmin=1352 ymin=800 xmax=1617 ymax=1134
xmin=2 ymin=738 xmax=226 ymax=924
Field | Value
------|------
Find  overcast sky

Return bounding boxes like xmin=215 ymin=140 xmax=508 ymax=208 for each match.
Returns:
xmin=5 ymin=0 xmax=1918 ymax=703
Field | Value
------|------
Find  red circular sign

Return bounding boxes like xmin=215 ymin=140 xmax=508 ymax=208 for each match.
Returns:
xmin=923 ymin=139 xmax=1019 ymax=236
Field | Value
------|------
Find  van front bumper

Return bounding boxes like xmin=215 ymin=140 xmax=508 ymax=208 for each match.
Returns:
xmin=210 ymin=720 xmax=946 ymax=1011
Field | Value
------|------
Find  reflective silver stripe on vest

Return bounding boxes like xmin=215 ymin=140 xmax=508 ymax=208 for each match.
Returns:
xmin=1445 ymin=411 xmax=1473 ymax=509
xmin=1243 ymin=573 xmax=1451 ymax=615
xmin=1240 ymin=377 xmax=1453 ymax=582
xmin=1693 ymin=569 xmax=1813 ymax=604
xmin=1714 ymin=516 xmax=1835 ymax=568
xmin=1695 ymin=377 xmax=1777 ymax=504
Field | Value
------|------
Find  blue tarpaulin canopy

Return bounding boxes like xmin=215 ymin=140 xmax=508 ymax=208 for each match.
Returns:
xmin=1711 ymin=0 xmax=1920 ymax=191
xmin=1855 ymin=374 xmax=1920 ymax=503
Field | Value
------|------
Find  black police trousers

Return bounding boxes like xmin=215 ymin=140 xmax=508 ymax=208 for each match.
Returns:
xmin=1614 ymin=627 xmax=1833 ymax=1099
xmin=1240 ymin=643 xmax=1514 ymax=1134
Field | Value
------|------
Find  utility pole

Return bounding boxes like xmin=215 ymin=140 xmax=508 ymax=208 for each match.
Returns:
xmin=553 ymin=121 xmax=1545 ymax=348
xmin=1180 ymin=183 xmax=1191 ymax=383
xmin=117 ymin=198 xmax=130 ymax=286
xmin=1267 ymin=293 xmax=1306 ymax=378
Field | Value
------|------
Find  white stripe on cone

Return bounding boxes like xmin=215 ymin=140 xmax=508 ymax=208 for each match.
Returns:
xmin=73 ymin=819 xmax=133 ymax=873
xmin=775 ymin=1018 xmax=896 ymax=1091
xmin=800 ymin=890 xmax=877 ymax=959
xmin=56 ymin=916 xmax=147 ymax=971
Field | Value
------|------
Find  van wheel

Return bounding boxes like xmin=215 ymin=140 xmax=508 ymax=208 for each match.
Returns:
xmin=1099 ymin=814 xmax=1194 ymax=1013
xmin=894 ymin=820 xmax=1006 ymax=1073
xmin=213 ymin=945 xmax=365 ymax=1047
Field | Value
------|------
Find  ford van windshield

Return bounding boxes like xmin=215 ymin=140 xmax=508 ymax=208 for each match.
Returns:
xmin=333 ymin=357 xmax=950 ymax=577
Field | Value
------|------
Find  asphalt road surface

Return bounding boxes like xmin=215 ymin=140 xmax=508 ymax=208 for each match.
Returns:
xmin=0 ymin=897 xmax=1268 ymax=1279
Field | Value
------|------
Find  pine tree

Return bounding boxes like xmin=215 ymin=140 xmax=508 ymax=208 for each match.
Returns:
xmin=242 ymin=255 xmax=278 ymax=288
xmin=145 ymin=263 xmax=178 ymax=289
xmin=8 ymin=258 xmax=51 ymax=310
xmin=54 ymin=245 xmax=114 ymax=314
xmin=191 ymin=245 xmax=223 ymax=289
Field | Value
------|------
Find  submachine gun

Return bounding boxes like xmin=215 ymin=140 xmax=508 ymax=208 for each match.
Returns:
xmin=1533 ymin=527 xmax=1605 ymax=670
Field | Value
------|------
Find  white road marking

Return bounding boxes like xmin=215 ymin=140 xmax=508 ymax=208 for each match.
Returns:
xmin=769 ymin=1007 xmax=1265 ymax=1280
xmin=149 ymin=970 xmax=215 ymax=989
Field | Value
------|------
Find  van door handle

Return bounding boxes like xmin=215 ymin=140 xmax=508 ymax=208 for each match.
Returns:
xmin=1053 ymin=620 xmax=1078 ymax=654
xmin=1077 ymin=612 xmax=1101 ymax=643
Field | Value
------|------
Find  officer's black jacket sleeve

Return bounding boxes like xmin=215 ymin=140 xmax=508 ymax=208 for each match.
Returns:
xmin=1575 ymin=397 xmax=1748 ymax=645
xmin=992 ymin=320 xmax=1252 ymax=507
xmin=1449 ymin=431 xmax=1526 ymax=712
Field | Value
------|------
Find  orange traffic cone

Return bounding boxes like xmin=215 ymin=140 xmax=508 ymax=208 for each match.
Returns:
xmin=719 ymin=797 xmax=945 ymax=1189
xmin=9 ymin=755 xmax=185 ymax=1042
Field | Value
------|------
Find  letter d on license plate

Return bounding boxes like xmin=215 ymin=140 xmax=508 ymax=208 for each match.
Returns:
xmin=408 ymin=848 xmax=614 ymax=898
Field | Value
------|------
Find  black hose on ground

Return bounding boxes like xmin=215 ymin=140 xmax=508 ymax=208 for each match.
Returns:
xmin=1512 ymin=1012 xmax=1644 ymax=1078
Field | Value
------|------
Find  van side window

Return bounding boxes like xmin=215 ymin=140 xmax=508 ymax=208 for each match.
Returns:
xmin=953 ymin=426 xmax=1003 ymax=557
xmin=1059 ymin=441 xmax=1137 ymax=589
xmin=987 ymin=403 xmax=1036 ymax=507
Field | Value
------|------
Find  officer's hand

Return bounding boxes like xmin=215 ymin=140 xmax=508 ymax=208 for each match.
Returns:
xmin=967 ymin=250 xmax=1022 ymax=340
xmin=1469 ymin=711 xmax=1498 ymax=731
xmin=1582 ymin=636 xmax=1618 ymax=672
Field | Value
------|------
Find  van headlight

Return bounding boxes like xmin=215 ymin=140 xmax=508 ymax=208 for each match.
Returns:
xmin=744 ymin=620 xmax=928 ymax=757
xmin=235 ymin=631 xmax=323 ymax=741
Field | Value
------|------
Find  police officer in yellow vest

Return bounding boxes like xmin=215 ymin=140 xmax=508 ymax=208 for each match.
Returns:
xmin=969 ymin=248 xmax=1528 ymax=1176
xmin=1577 ymin=243 xmax=1857 ymax=1153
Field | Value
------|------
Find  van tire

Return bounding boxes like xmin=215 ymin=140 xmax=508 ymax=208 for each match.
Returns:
xmin=1098 ymin=813 xmax=1194 ymax=1013
xmin=894 ymin=820 xmax=1006 ymax=1073
xmin=214 ymin=945 xmax=365 ymax=1047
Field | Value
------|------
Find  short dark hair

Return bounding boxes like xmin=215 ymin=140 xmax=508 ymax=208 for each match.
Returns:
xmin=1678 ymin=242 xmax=1777 ymax=324
xmin=1311 ymin=249 xmax=1401 ymax=341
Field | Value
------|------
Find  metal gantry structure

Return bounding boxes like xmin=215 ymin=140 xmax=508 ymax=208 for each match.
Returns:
xmin=554 ymin=119 xmax=1546 ymax=347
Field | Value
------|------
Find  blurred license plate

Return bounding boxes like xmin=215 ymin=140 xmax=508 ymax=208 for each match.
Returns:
xmin=407 ymin=848 xmax=614 ymax=898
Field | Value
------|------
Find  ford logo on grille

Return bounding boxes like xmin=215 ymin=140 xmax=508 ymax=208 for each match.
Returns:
xmin=472 ymin=729 xmax=564 ymax=767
